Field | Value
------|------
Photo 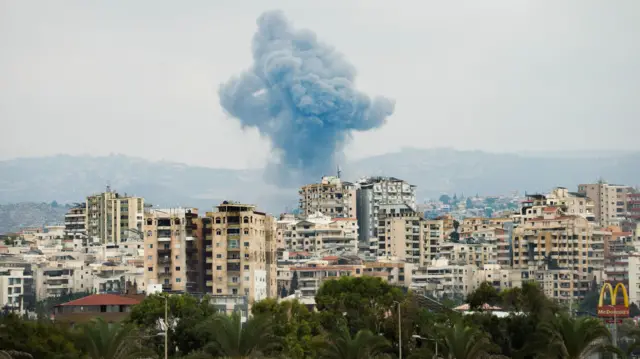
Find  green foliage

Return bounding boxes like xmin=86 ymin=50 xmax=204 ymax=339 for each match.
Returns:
xmin=127 ymin=293 xmax=216 ymax=356
xmin=313 ymin=325 xmax=391 ymax=359
xmin=195 ymin=312 xmax=277 ymax=358
xmin=0 ymin=314 xmax=83 ymax=359
xmin=34 ymin=291 xmax=92 ymax=318
xmin=315 ymin=276 xmax=404 ymax=334
xmin=466 ymin=282 xmax=501 ymax=310
xmin=290 ymin=271 xmax=299 ymax=292
xmin=78 ymin=317 xmax=153 ymax=359
xmin=252 ymin=298 xmax=320 ymax=359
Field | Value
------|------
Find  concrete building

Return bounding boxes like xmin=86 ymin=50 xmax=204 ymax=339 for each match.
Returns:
xmin=0 ymin=267 xmax=30 ymax=313
xmin=201 ymin=202 xmax=277 ymax=302
xmin=411 ymin=259 xmax=477 ymax=299
xmin=143 ymin=208 xmax=202 ymax=293
xmin=439 ymin=239 xmax=497 ymax=268
xmin=628 ymin=193 xmax=640 ymax=222
xmin=511 ymin=208 xmax=603 ymax=302
xmin=578 ymin=182 xmax=633 ymax=226
xmin=376 ymin=212 xmax=448 ymax=266
xmin=299 ymin=176 xmax=357 ymax=219
xmin=628 ymin=253 xmax=640 ymax=306
xmin=356 ymin=177 xmax=417 ymax=245
xmin=281 ymin=213 xmax=358 ymax=257
xmin=86 ymin=188 xmax=145 ymax=244
xmin=64 ymin=205 xmax=87 ymax=245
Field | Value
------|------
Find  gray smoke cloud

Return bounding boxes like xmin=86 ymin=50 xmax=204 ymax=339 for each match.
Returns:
xmin=219 ymin=10 xmax=395 ymax=184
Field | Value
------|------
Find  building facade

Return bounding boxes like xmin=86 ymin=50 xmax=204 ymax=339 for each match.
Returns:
xmin=201 ymin=202 xmax=276 ymax=302
xmin=143 ymin=208 xmax=202 ymax=293
xmin=86 ymin=188 xmax=144 ymax=244
xmin=299 ymin=176 xmax=357 ymax=219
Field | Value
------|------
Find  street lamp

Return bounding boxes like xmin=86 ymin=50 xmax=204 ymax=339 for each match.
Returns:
xmin=394 ymin=301 xmax=402 ymax=359
xmin=412 ymin=335 xmax=438 ymax=359
xmin=163 ymin=296 xmax=168 ymax=359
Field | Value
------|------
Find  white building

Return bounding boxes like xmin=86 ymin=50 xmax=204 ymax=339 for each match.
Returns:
xmin=0 ymin=268 xmax=30 ymax=313
xmin=282 ymin=213 xmax=358 ymax=257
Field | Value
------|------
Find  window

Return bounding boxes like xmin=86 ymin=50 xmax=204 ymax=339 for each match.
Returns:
xmin=244 ymin=242 xmax=249 ymax=247
xmin=148 ymin=267 xmax=153 ymax=272
xmin=147 ymin=255 xmax=152 ymax=260
xmin=176 ymin=278 xmax=181 ymax=283
xmin=216 ymin=266 xmax=222 ymax=270
xmin=176 ymin=266 xmax=181 ymax=271
xmin=149 ymin=244 xmax=153 ymax=249
xmin=216 ymin=254 xmax=222 ymax=259
xmin=146 ymin=230 xmax=152 ymax=237
xmin=175 ymin=255 xmax=180 ymax=259
xmin=215 ymin=217 xmax=221 ymax=224
xmin=216 ymin=289 xmax=222 ymax=293
xmin=216 ymin=229 xmax=222 ymax=235
xmin=175 ymin=219 xmax=180 ymax=225
xmin=243 ymin=216 xmax=249 ymax=223
xmin=243 ymin=229 xmax=249 ymax=235
xmin=244 ymin=265 xmax=249 ymax=270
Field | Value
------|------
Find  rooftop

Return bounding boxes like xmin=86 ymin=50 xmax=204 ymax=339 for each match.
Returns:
xmin=57 ymin=294 xmax=141 ymax=307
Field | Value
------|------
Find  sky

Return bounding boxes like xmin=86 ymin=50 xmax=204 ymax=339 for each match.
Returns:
xmin=1 ymin=0 xmax=639 ymax=169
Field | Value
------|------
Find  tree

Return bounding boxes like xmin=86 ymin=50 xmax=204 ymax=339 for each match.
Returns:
xmin=0 ymin=313 xmax=83 ymax=359
xmin=127 ymin=293 xmax=216 ymax=356
xmin=435 ymin=320 xmax=500 ymax=359
xmin=315 ymin=276 xmax=405 ymax=335
xmin=79 ymin=318 xmax=152 ymax=359
xmin=439 ymin=195 xmax=451 ymax=205
xmin=314 ymin=325 xmax=391 ymax=359
xmin=290 ymin=271 xmax=299 ymax=293
xmin=531 ymin=315 xmax=620 ymax=359
xmin=0 ymin=351 xmax=33 ymax=359
xmin=252 ymin=298 xmax=320 ymax=359
xmin=466 ymin=282 xmax=500 ymax=310
xmin=196 ymin=312 xmax=277 ymax=358
xmin=280 ymin=286 xmax=288 ymax=298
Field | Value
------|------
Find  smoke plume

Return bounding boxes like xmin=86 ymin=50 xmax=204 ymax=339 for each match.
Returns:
xmin=219 ymin=10 xmax=395 ymax=183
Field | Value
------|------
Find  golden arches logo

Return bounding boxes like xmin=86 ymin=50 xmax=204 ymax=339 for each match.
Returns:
xmin=598 ymin=282 xmax=629 ymax=307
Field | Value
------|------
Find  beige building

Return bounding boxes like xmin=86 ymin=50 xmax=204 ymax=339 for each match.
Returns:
xmin=578 ymin=182 xmax=633 ymax=226
xmin=282 ymin=213 xmax=358 ymax=257
xmin=627 ymin=253 xmax=640 ymax=306
xmin=411 ymin=259 xmax=477 ymax=299
xmin=202 ymin=202 xmax=276 ymax=302
xmin=377 ymin=212 xmax=448 ymax=266
xmin=0 ymin=268 xmax=30 ymax=314
xmin=439 ymin=240 xmax=497 ymax=267
xmin=64 ymin=205 xmax=87 ymax=244
xmin=299 ymin=176 xmax=357 ymax=219
xmin=511 ymin=207 xmax=603 ymax=302
xmin=143 ymin=208 xmax=202 ymax=293
xmin=86 ymin=188 xmax=145 ymax=244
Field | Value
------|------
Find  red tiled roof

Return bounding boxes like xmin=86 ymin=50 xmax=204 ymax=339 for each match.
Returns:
xmin=57 ymin=294 xmax=141 ymax=307
xmin=322 ymin=256 xmax=339 ymax=260
xmin=543 ymin=207 xmax=557 ymax=213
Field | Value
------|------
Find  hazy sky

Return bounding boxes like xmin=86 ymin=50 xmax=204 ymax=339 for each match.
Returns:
xmin=1 ymin=0 xmax=639 ymax=169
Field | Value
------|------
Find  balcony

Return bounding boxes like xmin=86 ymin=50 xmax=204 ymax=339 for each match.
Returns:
xmin=186 ymin=247 xmax=197 ymax=254
xmin=157 ymin=257 xmax=171 ymax=264
xmin=158 ymin=248 xmax=171 ymax=255
xmin=159 ymin=271 xmax=172 ymax=277
xmin=158 ymin=237 xmax=171 ymax=242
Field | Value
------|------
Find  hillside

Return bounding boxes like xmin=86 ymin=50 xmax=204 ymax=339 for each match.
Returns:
xmin=0 ymin=202 xmax=69 ymax=234
xmin=0 ymin=149 xmax=639 ymax=233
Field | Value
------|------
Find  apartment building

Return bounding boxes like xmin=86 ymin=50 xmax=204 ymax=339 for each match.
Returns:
xmin=578 ymin=182 xmax=633 ymax=226
xmin=86 ymin=188 xmax=145 ymax=244
xmin=299 ymin=176 xmax=357 ymax=219
xmin=201 ymin=202 xmax=276 ymax=302
xmin=291 ymin=262 xmax=364 ymax=297
xmin=411 ymin=258 xmax=477 ymax=299
xmin=628 ymin=253 xmax=640 ymax=306
xmin=282 ymin=213 xmax=358 ymax=257
xmin=143 ymin=208 xmax=202 ymax=293
xmin=34 ymin=263 xmax=92 ymax=300
xmin=356 ymin=177 xmax=417 ymax=244
xmin=439 ymin=239 xmax=497 ymax=268
xmin=628 ymin=193 xmax=640 ymax=222
xmin=376 ymin=212 xmax=448 ymax=266
xmin=511 ymin=208 xmax=602 ymax=301
xmin=0 ymin=268 xmax=30 ymax=313
xmin=363 ymin=259 xmax=413 ymax=287
xmin=64 ymin=205 xmax=87 ymax=244
xmin=0 ymin=255 xmax=35 ymax=309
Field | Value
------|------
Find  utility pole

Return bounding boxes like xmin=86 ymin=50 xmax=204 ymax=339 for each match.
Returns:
xmin=164 ymin=296 xmax=168 ymax=359
xmin=395 ymin=301 xmax=402 ymax=359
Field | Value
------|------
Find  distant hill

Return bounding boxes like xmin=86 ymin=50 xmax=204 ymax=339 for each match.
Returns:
xmin=0 ymin=202 xmax=69 ymax=235
xmin=0 ymin=149 xmax=638 ymax=233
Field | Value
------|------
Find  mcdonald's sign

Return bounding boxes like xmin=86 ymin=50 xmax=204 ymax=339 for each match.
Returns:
xmin=597 ymin=282 xmax=629 ymax=318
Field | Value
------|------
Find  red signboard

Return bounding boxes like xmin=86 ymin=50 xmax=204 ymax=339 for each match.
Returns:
xmin=597 ymin=305 xmax=629 ymax=318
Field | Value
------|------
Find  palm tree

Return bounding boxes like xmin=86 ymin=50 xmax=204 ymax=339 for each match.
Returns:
xmin=80 ymin=317 xmax=153 ymax=359
xmin=533 ymin=315 xmax=620 ymax=359
xmin=436 ymin=321 xmax=500 ymax=359
xmin=0 ymin=351 xmax=33 ymax=359
xmin=314 ymin=326 xmax=391 ymax=359
xmin=197 ymin=312 xmax=276 ymax=359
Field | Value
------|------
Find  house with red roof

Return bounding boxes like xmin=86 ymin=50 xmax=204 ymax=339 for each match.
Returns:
xmin=53 ymin=293 xmax=142 ymax=323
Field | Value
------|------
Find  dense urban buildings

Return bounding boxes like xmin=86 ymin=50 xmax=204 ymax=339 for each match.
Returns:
xmin=1 ymin=177 xmax=639 ymax=317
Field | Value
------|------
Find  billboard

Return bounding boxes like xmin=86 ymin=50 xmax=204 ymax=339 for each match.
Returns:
xmin=597 ymin=282 xmax=629 ymax=318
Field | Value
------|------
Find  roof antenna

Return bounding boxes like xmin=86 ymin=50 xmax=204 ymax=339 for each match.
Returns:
xmin=106 ymin=181 xmax=111 ymax=193
xmin=337 ymin=165 xmax=341 ymax=179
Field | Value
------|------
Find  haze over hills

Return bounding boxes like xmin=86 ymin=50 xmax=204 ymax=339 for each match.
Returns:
xmin=0 ymin=148 xmax=639 ymax=233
